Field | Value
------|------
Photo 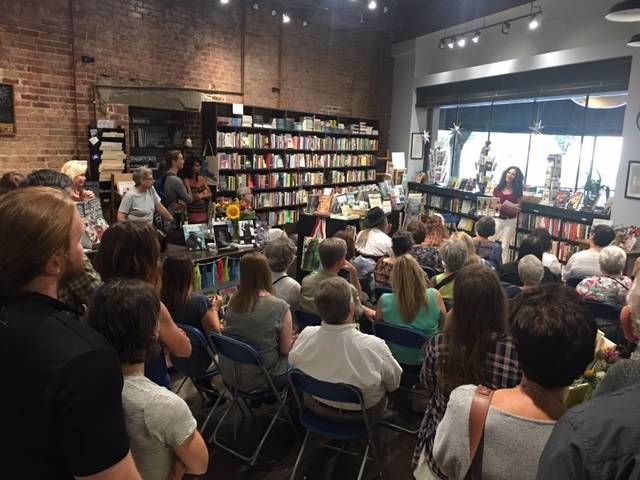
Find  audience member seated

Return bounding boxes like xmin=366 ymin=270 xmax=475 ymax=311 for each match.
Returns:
xmin=289 ymin=277 xmax=402 ymax=420
xmin=60 ymin=160 xmax=95 ymax=201
xmin=621 ymin=281 xmax=640 ymax=345
xmin=300 ymin=238 xmax=375 ymax=320
xmin=421 ymin=213 xmax=449 ymax=247
xmin=452 ymin=231 xmax=485 ymax=266
xmin=576 ymin=245 xmax=633 ymax=306
xmin=376 ymin=255 xmax=446 ymax=368
xmin=355 ymin=206 xmax=392 ymax=258
xmin=434 ymin=285 xmax=596 ymax=480
xmin=264 ymin=237 xmax=301 ymax=309
xmin=96 ymin=221 xmax=191 ymax=388
xmin=333 ymin=229 xmax=364 ymax=298
xmin=406 ymin=220 xmax=443 ymax=271
xmin=161 ymin=255 xmax=222 ymax=334
xmin=431 ymin=237 xmax=468 ymax=302
xmin=562 ymin=224 xmax=616 ymax=282
xmin=0 ymin=187 xmax=140 ymax=478
xmin=0 ymin=171 xmax=25 ymax=195
xmin=374 ymin=231 xmax=415 ymax=288
xmin=500 ymin=235 xmax=558 ymax=286
xmin=23 ymin=169 xmax=101 ymax=312
xmin=333 ymin=229 xmax=357 ymax=261
xmin=88 ymin=279 xmax=209 ymax=479
xmin=118 ymin=166 xmax=173 ymax=224
xmin=413 ymin=264 xmax=521 ymax=479
xmin=219 ymin=252 xmax=294 ymax=392
xmin=474 ymin=216 xmax=503 ymax=269
xmin=537 ymin=284 xmax=640 ymax=478
xmin=531 ymin=227 xmax=561 ymax=276
xmin=518 ymin=254 xmax=545 ymax=291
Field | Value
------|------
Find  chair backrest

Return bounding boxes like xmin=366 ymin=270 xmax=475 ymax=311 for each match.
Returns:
xmin=374 ymin=286 xmax=393 ymax=301
xmin=422 ymin=266 xmax=438 ymax=279
xmin=566 ymin=277 xmax=585 ymax=288
xmin=288 ymin=368 xmax=363 ymax=405
xmin=294 ymin=310 xmax=322 ymax=330
xmin=585 ymin=300 xmax=623 ymax=343
xmin=373 ymin=322 xmax=429 ymax=349
xmin=501 ymin=282 xmax=522 ymax=299
xmin=209 ymin=332 xmax=263 ymax=366
xmin=443 ymin=299 xmax=454 ymax=312
xmin=171 ymin=324 xmax=217 ymax=378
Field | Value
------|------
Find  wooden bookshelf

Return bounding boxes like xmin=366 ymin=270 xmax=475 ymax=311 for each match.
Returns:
xmin=202 ymin=102 xmax=380 ymax=226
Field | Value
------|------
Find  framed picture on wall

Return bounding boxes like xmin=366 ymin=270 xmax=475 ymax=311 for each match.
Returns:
xmin=625 ymin=161 xmax=640 ymax=200
xmin=0 ymin=83 xmax=16 ymax=136
xmin=410 ymin=132 xmax=424 ymax=160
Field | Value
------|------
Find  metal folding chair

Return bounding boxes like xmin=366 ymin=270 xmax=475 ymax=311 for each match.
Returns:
xmin=585 ymin=300 xmax=623 ymax=344
xmin=171 ymin=324 xmax=225 ymax=434
xmin=372 ymin=322 xmax=430 ymax=434
xmin=422 ymin=266 xmax=438 ymax=279
xmin=500 ymin=282 xmax=522 ymax=299
xmin=208 ymin=332 xmax=297 ymax=466
xmin=566 ymin=276 xmax=586 ymax=288
xmin=374 ymin=286 xmax=393 ymax=302
xmin=287 ymin=369 xmax=384 ymax=480
xmin=294 ymin=309 xmax=322 ymax=331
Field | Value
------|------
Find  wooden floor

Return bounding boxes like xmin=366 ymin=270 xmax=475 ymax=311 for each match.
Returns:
xmin=178 ymin=378 xmax=418 ymax=480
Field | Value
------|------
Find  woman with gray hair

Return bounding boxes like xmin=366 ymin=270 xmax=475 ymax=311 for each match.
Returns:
xmin=576 ymin=245 xmax=633 ymax=305
xmin=518 ymin=254 xmax=545 ymax=291
xmin=117 ymin=167 xmax=173 ymax=224
xmin=264 ymin=237 xmax=300 ymax=309
xmin=431 ymin=237 xmax=468 ymax=302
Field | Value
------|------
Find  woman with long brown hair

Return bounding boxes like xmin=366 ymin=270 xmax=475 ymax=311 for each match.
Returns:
xmin=413 ymin=264 xmax=521 ymax=479
xmin=375 ymin=255 xmax=446 ymax=368
xmin=96 ymin=221 xmax=191 ymax=388
xmin=161 ymin=255 xmax=222 ymax=334
xmin=219 ymin=252 xmax=294 ymax=392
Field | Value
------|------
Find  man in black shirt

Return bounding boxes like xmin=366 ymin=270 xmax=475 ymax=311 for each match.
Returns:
xmin=0 ymin=187 xmax=141 ymax=479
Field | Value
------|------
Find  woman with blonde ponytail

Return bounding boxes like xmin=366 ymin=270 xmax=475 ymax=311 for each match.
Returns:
xmin=375 ymin=255 xmax=446 ymax=368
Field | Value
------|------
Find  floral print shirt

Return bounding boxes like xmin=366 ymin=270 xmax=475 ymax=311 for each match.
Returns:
xmin=576 ymin=275 xmax=633 ymax=306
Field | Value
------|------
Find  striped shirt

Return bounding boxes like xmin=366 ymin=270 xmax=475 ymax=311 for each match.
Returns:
xmin=413 ymin=333 xmax=521 ymax=478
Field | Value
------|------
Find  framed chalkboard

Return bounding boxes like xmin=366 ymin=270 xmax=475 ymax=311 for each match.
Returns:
xmin=0 ymin=84 xmax=16 ymax=136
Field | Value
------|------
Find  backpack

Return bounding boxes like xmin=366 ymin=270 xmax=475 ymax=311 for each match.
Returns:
xmin=154 ymin=175 xmax=168 ymax=207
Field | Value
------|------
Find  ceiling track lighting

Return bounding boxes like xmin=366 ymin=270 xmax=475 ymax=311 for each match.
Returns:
xmin=271 ymin=9 xmax=277 ymax=16
xmin=368 ymin=0 xmax=377 ymax=10
xmin=251 ymin=2 xmax=259 ymax=10
xmin=605 ymin=0 xmax=640 ymax=22
xmin=282 ymin=12 xmax=290 ymax=24
xmin=628 ymin=32 xmax=640 ymax=46
xmin=439 ymin=5 xmax=541 ymax=50
xmin=219 ymin=0 xmax=229 ymax=4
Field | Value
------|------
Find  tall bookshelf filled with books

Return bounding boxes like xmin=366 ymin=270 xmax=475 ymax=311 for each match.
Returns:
xmin=202 ymin=102 xmax=380 ymax=226
xmin=407 ymin=183 xmax=480 ymax=234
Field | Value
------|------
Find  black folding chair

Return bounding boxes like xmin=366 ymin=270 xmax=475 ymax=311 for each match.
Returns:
xmin=501 ymin=282 xmax=522 ymax=299
xmin=374 ymin=286 xmax=393 ymax=302
xmin=585 ymin=300 xmax=623 ymax=344
xmin=288 ymin=369 xmax=383 ymax=480
xmin=566 ymin=277 xmax=586 ymax=288
xmin=422 ymin=266 xmax=438 ymax=279
xmin=294 ymin=309 xmax=322 ymax=331
xmin=208 ymin=333 xmax=297 ymax=466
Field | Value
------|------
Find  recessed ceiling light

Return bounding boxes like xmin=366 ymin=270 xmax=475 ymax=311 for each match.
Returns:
xmin=605 ymin=0 xmax=640 ymax=22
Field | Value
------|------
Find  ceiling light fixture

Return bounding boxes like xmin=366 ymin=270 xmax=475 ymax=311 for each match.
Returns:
xmin=271 ymin=9 xmax=277 ymax=16
xmin=501 ymin=22 xmax=511 ymax=34
xmin=472 ymin=31 xmax=480 ymax=43
xmin=383 ymin=6 xmax=389 ymax=14
xmin=528 ymin=14 xmax=539 ymax=29
xmin=439 ymin=39 xmax=445 ymax=49
xmin=447 ymin=38 xmax=455 ymax=49
xmin=628 ymin=32 xmax=640 ymax=46
xmin=251 ymin=2 xmax=259 ymax=10
xmin=368 ymin=0 xmax=377 ymax=10
xmin=457 ymin=37 xmax=467 ymax=47
xmin=605 ymin=0 xmax=640 ymax=22
xmin=282 ymin=12 xmax=290 ymax=23
xmin=302 ymin=19 xmax=309 ymax=27
xmin=220 ymin=0 xmax=229 ymax=4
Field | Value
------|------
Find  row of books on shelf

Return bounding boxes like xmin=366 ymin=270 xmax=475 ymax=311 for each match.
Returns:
xmin=216 ymin=132 xmax=378 ymax=151
xmin=97 ymin=131 xmax=126 ymax=181
xmin=563 ymin=222 xmax=592 ymax=242
xmin=257 ymin=209 xmax=300 ymax=225
xmin=519 ymin=214 xmax=563 ymax=237
xmin=428 ymin=195 xmax=475 ymax=215
xmin=254 ymin=191 xmax=308 ymax=209
xmin=555 ymin=242 xmax=581 ymax=263
xmin=219 ymin=170 xmax=376 ymax=191
xmin=217 ymin=115 xmax=377 ymax=135
xmin=426 ymin=208 xmax=476 ymax=233
xmin=306 ymin=189 xmax=394 ymax=218
xmin=217 ymin=153 xmax=375 ymax=170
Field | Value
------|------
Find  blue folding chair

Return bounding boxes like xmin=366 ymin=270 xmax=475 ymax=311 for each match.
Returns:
xmin=585 ymin=300 xmax=623 ymax=344
xmin=294 ymin=310 xmax=322 ymax=331
xmin=501 ymin=282 xmax=522 ymax=299
xmin=287 ymin=369 xmax=383 ymax=480
xmin=422 ymin=266 xmax=438 ymax=279
xmin=566 ymin=277 xmax=586 ymax=288
xmin=372 ymin=322 xmax=430 ymax=434
xmin=208 ymin=333 xmax=297 ymax=466
xmin=171 ymin=324 xmax=225 ymax=434
xmin=374 ymin=286 xmax=393 ymax=302
xmin=443 ymin=299 xmax=454 ymax=312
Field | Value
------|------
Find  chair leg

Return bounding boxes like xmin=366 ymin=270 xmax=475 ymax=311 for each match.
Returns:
xmin=367 ymin=430 xmax=384 ymax=479
xmin=289 ymin=430 xmax=310 ymax=480
xmin=249 ymin=402 xmax=285 ymax=466
xmin=175 ymin=376 xmax=188 ymax=394
xmin=356 ymin=443 xmax=370 ymax=480
xmin=199 ymin=392 xmax=225 ymax=433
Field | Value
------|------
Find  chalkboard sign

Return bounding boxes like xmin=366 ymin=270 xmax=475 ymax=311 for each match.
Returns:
xmin=0 ymin=84 xmax=16 ymax=136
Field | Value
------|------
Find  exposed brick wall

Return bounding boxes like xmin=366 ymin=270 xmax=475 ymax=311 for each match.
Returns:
xmin=0 ymin=0 xmax=393 ymax=174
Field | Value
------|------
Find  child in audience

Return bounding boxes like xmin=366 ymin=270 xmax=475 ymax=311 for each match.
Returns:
xmin=88 ymin=279 xmax=209 ymax=480
xmin=374 ymin=231 xmax=415 ymax=288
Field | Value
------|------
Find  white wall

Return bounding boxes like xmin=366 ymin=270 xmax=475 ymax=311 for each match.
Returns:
xmin=391 ymin=0 xmax=640 ymax=225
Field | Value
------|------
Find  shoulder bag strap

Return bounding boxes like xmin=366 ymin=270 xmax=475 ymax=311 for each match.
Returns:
xmin=272 ymin=274 xmax=288 ymax=286
xmin=465 ymin=385 xmax=495 ymax=480
xmin=433 ymin=271 xmax=457 ymax=290
xmin=606 ymin=275 xmax=630 ymax=290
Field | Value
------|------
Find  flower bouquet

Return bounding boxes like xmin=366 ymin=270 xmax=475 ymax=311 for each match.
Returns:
xmin=213 ymin=197 xmax=255 ymax=242
xmin=568 ymin=346 xmax=622 ymax=407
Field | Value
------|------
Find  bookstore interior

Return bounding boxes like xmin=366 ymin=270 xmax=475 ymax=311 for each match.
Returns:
xmin=4 ymin=0 xmax=640 ymax=478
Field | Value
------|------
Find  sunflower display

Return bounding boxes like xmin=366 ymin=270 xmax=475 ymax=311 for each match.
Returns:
xmin=225 ymin=203 xmax=241 ymax=221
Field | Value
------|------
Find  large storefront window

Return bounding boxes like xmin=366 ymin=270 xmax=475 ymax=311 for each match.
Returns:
xmin=432 ymin=93 xmax=626 ymax=194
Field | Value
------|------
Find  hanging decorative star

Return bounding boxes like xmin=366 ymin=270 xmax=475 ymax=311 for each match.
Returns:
xmin=529 ymin=120 xmax=545 ymax=135
xmin=422 ymin=129 xmax=430 ymax=144
xmin=449 ymin=122 xmax=463 ymax=139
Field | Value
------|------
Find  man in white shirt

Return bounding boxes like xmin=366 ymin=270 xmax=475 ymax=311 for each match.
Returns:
xmin=289 ymin=277 xmax=402 ymax=420
xmin=563 ymin=225 xmax=615 ymax=282
xmin=532 ymin=228 xmax=561 ymax=276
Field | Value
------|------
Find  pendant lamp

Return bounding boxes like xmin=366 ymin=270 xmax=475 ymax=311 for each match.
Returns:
xmin=628 ymin=33 xmax=640 ymax=46
xmin=605 ymin=0 xmax=640 ymax=22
